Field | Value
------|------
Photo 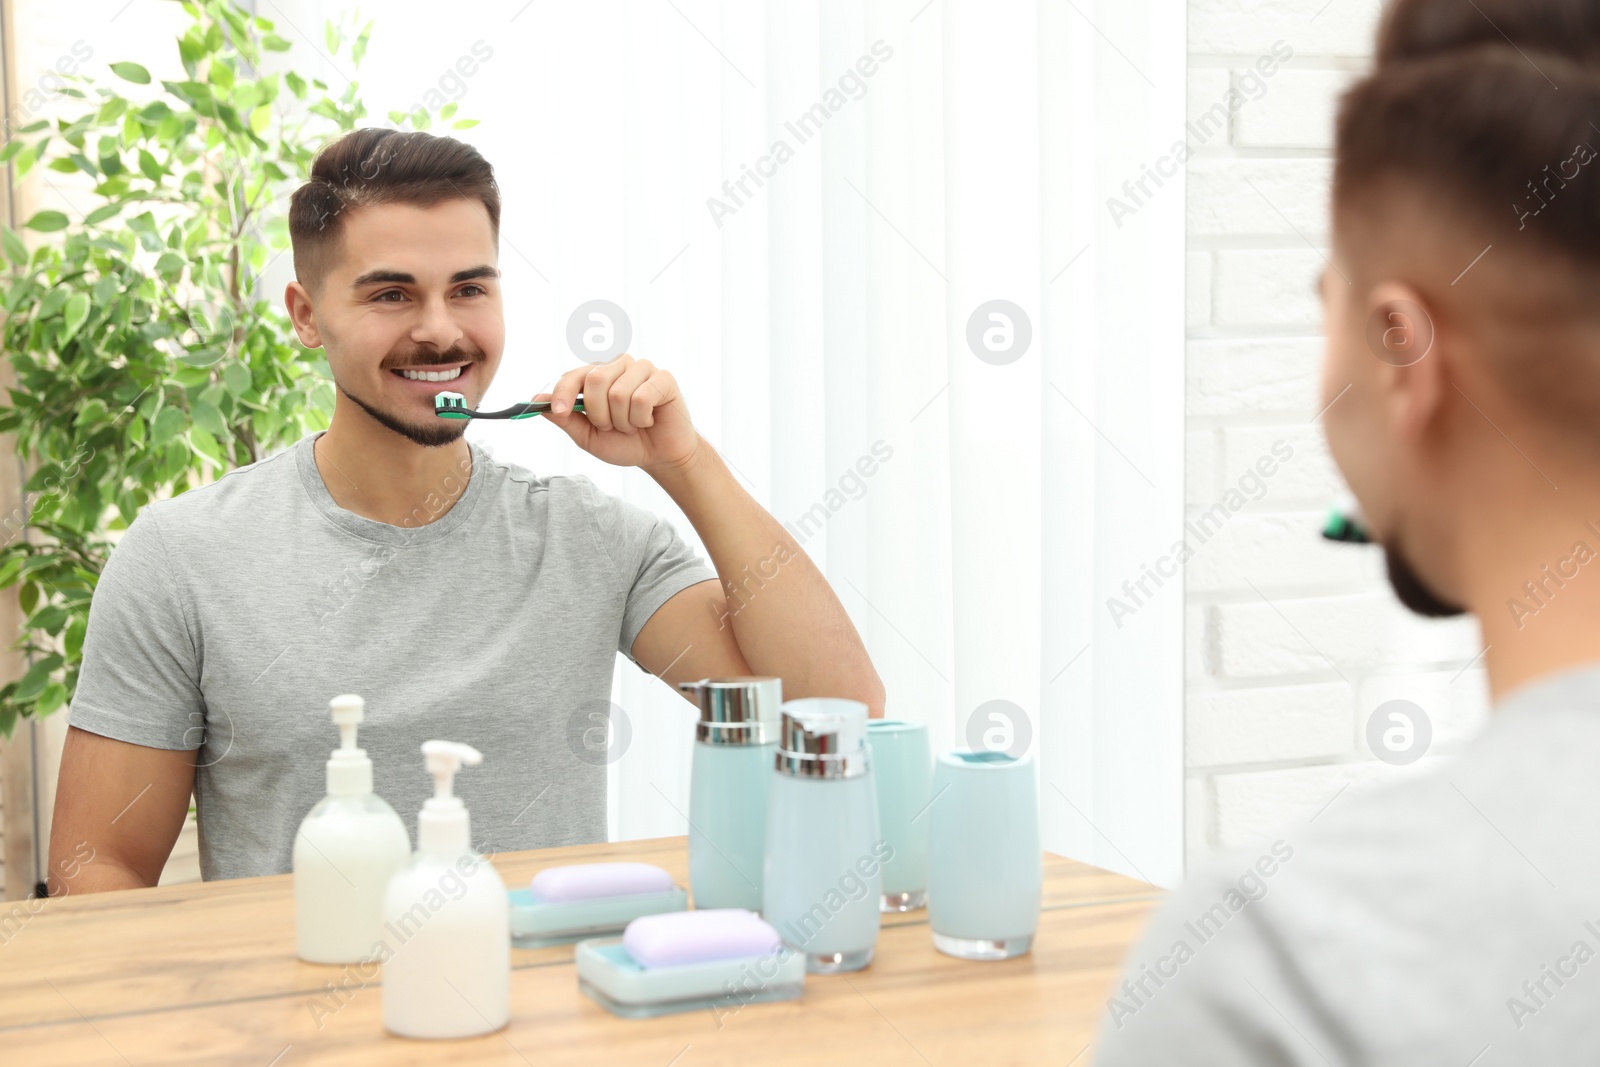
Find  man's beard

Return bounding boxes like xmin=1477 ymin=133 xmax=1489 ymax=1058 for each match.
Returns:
xmin=342 ymin=345 xmax=477 ymax=448
xmin=1384 ymin=543 xmax=1467 ymax=618
xmin=341 ymin=385 xmax=469 ymax=447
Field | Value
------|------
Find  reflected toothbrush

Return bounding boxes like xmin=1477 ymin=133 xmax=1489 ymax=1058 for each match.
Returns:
xmin=434 ymin=391 xmax=586 ymax=421
xmin=1321 ymin=491 xmax=1372 ymax=544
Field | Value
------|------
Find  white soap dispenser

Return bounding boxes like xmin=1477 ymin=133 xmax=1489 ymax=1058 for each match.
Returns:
xmin=293 ymin=694 xmax=412 ymax=964
xmin=381 ymin=740 xmax=510 ymax=1039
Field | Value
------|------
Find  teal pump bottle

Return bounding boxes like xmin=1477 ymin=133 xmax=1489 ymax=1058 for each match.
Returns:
xmin=677 ymin=677 xmax=782 ymax=911
xmin=763 ymin=698 xmax=883 ymax=973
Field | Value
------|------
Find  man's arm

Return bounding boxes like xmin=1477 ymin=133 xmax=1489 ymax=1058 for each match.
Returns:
xmin=631 ymin=449 xmax=885 ymax=715
xmin=539 ymin=355 xmax=884 ymax=714
xmin=48 ymin=727 xmax=196 ymax=895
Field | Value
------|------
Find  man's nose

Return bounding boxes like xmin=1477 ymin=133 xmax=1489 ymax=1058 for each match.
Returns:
xmin=410 ymin=295 xmax=465 ymax=353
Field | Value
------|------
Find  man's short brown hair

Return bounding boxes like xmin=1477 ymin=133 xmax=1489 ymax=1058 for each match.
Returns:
xmin=287 ymin=128 xmax=500 ymax=296
xmin=1333 ymin=0 xmax=1600 ymax=436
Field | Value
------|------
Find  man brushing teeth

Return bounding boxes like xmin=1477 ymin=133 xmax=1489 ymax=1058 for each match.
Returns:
xmin=49 ymin=128 xmax=884 ymax=892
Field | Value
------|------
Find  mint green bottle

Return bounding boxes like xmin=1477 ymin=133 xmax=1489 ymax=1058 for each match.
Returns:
xmin=763 ymin=699 xmax=882 ymax=974
xmin=678 ymin=677 xmax=782 ymax=911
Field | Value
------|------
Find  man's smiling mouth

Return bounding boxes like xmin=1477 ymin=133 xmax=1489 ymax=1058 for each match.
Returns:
xmin=393 ymin=365 xmax=466 ymax=382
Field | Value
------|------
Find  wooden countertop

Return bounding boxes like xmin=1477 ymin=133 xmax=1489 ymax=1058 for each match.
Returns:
xmin=0 ymin=835 xmax=1161 ymax=1065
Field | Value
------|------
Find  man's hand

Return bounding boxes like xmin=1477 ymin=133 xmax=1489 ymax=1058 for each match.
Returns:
xmin=537 ymin=354 xmax=702 ymax=475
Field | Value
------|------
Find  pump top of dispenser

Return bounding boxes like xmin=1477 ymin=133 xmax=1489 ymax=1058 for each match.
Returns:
xmin=677 ymin=677 xmax=783 ymax=745
xmin=775 ymin=698 xmax=870 ymax=779
xmin=418 ymin=740 xmax=483 ymax=854
xmin=325 ymin=694 xmax=377 ymax=796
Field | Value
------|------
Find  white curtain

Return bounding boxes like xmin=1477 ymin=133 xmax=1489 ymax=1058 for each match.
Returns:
xmin=275 ymin=0 xmax=1187 ymax=886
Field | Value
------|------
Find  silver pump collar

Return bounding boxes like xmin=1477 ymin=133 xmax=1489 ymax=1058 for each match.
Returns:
xmin=677 ymin=677 xmax=782 ymax=745
xmin=775 ymin=699 xmax=870 ymax=779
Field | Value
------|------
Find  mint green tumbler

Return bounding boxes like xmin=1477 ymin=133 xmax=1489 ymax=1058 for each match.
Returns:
xmin=865 ymin=719 xmax=932 ymax=912
xmin=928 ymin=750 xmax=1041 ymax=960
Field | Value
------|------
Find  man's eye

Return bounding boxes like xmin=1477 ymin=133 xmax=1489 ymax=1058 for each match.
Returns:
xmin=374 ymin=290 xmax=405 ymax=303
xmin=458 ymin=284 xmax=486 ymax=297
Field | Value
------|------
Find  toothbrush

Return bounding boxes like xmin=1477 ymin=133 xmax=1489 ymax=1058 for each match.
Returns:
xmin=1321 ymin=491 xmax=1371 ymax=544
xmin=434 ymin=391 xmax=586 ymax=421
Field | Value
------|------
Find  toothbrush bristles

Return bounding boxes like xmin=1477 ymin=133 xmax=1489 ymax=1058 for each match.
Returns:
xmin=434 ymin=391 xmax=471 ymax=419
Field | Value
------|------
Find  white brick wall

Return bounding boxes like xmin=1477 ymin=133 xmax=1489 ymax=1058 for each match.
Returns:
xmin=1183 ymin=0 xmax=1492 ymax=870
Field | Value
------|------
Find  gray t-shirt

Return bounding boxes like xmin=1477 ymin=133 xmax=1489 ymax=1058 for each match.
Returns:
xmin=1096 ymin=662 xmax=1600 ymax=1066
xmin=69 ymin=432 xmax=716 ymax=881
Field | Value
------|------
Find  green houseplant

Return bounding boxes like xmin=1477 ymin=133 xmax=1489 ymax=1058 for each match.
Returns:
xmin=0 ymin=1 xmax=437 ymax=736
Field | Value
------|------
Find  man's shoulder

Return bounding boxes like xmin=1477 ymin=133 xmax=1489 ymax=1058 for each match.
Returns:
xmin=1102 ymin=707 xmax=1600 ymax=1065
xmin=138 ymin=438 xmax=304 ymax=531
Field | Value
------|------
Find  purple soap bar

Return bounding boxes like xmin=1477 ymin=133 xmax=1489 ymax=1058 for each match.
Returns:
xmin=623 ymin=909 xmax=781 ymax=969
xmin=529 ymin=862 xmax=675 ymax=903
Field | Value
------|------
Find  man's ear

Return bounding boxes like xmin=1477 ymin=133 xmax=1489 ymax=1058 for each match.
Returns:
xmin=284 ymin=280 xmax=324 ymax=349
xmin=1364 ymin=280 xmax=1445 ymax=446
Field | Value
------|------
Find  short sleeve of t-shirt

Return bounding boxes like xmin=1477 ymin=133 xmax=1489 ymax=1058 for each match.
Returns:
xmin=68 ymin=507 xmax=206 ymax=751
xmin=569 ymin=476 xmax=717 ymax=664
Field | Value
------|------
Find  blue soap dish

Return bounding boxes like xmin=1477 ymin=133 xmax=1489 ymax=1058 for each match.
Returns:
xmin=508 ymin=886 xmax=689 ymax=948
xmin=576 ymin=937 xmax=805 ymax=1018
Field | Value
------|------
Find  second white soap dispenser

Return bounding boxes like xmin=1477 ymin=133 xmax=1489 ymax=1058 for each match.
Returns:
xmin=293 ymin=694 xmax=412 ymax=964
xmin=381 ymin=740 xmax=510 ymax=1039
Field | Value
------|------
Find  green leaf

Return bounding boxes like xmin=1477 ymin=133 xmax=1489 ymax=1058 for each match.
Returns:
xmin=0 ymin=556 xmax=24 ymax=589
xmin=96 ymin=98 xmax=129 ymax=124
xmin=285 ymin=70 xmax=306 ymax=98
xmin=83 ymin=201 xmax=123 ymax=226
xmin=222 ymin=360 xmax=251 ymax=397
xmin=24 ymin=210 xmax=69 ymax=233
xmin=1 ymin=228 xmax=27 ymax=266
xmin=126 ymin=415 xmax=146 ymax=447
xmin=0 ymin=140 xmax=23 ymax=164
xmin=12 ymin=144 xmax=38 ymax=179
xmin=155 ymin=251 xmax=186 ymax=281
xmin=262 ymin=33 xmax=292 ymax=52
xmin=32 ymin=606 xmax=68 ymax=635
xmin=110 ymin=61 xmax=152 ymax=84
xmin=74 ymin=398 xmax=108 ymax=427
xmin=13 ymin=662 xmax=48 ymax=703
xmin=138 ymin=148 xmax=164 ymax=181
xmin=13 ymin=654 xmax=63 ymax=702
xmin=64 ymin=615 xmax=87 ymax=660
xmin=190 ymin=398 xmax=227 ymax=439
xmin=249 ymin=103 xmax=272 ymax=135
xmin=60 ymin=293 xmax=90 ymax=345
xmin=37 ymin=682 xmax=68 ymax=715
xmin=188 ymin=424 xmax=224 ymax=468
xmin=451 ymin=119 xmax=480 ymax=130
xmin=39 ymin=287 xmax=70 ymax=319
xmin=324 ymin=20 xmax=339 ymax=55
xmin=151 ymin=405 xmax=187 ymax=445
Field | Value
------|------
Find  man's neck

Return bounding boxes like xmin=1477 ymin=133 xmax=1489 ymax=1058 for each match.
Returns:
xmin=1468 ymin=489 xmax=1600 ymax=703
xmin=312 ymin=404 xmax=474 ymax=529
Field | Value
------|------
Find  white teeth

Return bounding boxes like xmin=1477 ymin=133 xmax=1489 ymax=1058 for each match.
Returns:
xmin=399 ymin=366 xmax=463 ymax=382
